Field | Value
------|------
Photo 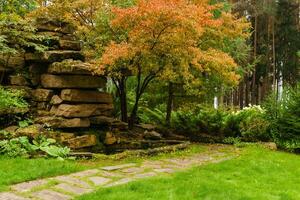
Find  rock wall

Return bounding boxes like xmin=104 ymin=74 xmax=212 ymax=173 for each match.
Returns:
xmin=0 ymin=19 xmax=115 ymax=149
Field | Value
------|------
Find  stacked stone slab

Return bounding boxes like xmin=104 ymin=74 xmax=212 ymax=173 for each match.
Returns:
xmin=33 ymin=59 xmax=113 ymax=129
xmin=0 ymin=18 xmax=114 ymax=149
xmin=23 ymin=18 xmax=114 ymax=129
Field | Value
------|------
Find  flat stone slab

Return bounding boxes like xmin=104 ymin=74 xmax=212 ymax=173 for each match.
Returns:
xmin=35 ymin=117 xmax=90 ymax=128
xmin=54 ymin=104 xmax=113 ymax=118
xmin=54 ymin=176 xmax=91 ymax=188
xmin=71 ymin=169 xmax=100 ymax=178
xmin=65 ymin=135 xmax=97 ymax=149
xmin=141 ymin=161 xmax=165 ymax=169
xmin=104 ymin=178 xmax=134 ymax=187
xmin=101 ymin=171 xmax=124 ymax=178
xmin=153 ymin=168 xmax=175 ymax=174
xmin=48 ymin=60 xmax=91 ymax=75
xmin=32 ymin=190 xmax=71 ymax=200
xmin=121 ymin=167 xmax=144 ymax=174
xmin=41 ymin=74 xmax=106 ymax=89
xmin=88 ymin=177 xmax=111 ymax=186
xmin=61 ymin=89 xmax=113 ymax=103
xmin=101 ymin=163 xmax=136 ymax=171
xmin=134 ymin=172 xmax=157 ymax=179
xmin=11 ymin=180 xmax=48 ymax=193
xmin=25 ymin=51 xmax=84 ymax=63
xmin=165 ymin=158 xmax=195 ymax=167
xmin=192 ymin=155 xmax=213 ymax=162
xmin=0 ymin=192 xmax=29 ymax=200
xmin=54 ymin=183 xmax=92 ymax=195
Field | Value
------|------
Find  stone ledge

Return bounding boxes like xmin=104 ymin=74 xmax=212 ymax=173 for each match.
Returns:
xmin=41 ymin=74 xmax=106 ymax=89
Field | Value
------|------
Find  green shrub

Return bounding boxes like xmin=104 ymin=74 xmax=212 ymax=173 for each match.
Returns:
xmin=263 ymin=84 xmax=300 ymax=151
xmin=171 ymin=105 xmax=232 ymax=135
xmin=233 ymin=105 xmax=270 ymax=141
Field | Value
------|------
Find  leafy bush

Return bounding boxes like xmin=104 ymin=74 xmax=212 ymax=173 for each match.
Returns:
xmin=0 ymin=136 xmax=70 ymax=159
xmin=232 ymin=105 xmax=270 ymax=141
xmin=0 ymin=87 xmax=28 ymax=111
xmin=169 ymin=103 xmax=271 ymax=143
xmin=171 ymin=105 xmax=231 ymax=135
xmin=263 ymin=84 xmax=300 ymax=151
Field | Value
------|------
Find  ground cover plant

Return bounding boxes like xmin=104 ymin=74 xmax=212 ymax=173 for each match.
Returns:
xmin=76 ymin=146 xmax=300 ymax=200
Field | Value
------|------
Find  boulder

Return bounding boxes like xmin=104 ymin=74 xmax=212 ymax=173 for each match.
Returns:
xmin=15 ymin=124 xmax=45 ymax=138
xmin=59 ymin=40 xmax=81 ymax=50
xmin=10 ymin=75 xmax=29 ymax=86
xmin=25 ymin=50 xmax=84 ymax=63
xmin=65 ymin=135 xmax=97 ymax=149
xmin=90 ymin=116 xmax=128 ymax=130
xmin=136 ymin=123 xmax=156 ymax=131
xmin=41 ymin=74 xmax=106 ymax=89
xmin=35 ymin=116 xmax=90 ymax=128
xmin=35 ymin=18 xmax=76 ymax=34
xmin=50 ymin=95 xmax=63 ymax=105
xmin=37 ymin=102 xmax=51 ymax=110
xmin=104 ymin=132 xmax=117 ymax=145
xmin=32 ymin=89 xmax=54 ymax=102
xmin=0 ymin=53 xmax=25 ymax=68
xmin=49 ymin=132 xmax=75 ymax=142
xmin=61 ymin=89 xmax=112 ymax=103
xmin=48 ymin=60 xmax=92 ymax=75
xmin=4 ymin=126 xmax=18 ymax=133
xmin=53 ymin=104 xmax=113 ymax=118
xmin=143 ymin=130 xmax=162 ymax=140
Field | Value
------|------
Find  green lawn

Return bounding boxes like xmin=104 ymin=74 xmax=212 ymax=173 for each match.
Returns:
xmin=0 ymin=157 xmax=87 ymax=191
xmin=0 ymin=144 xmax=205 ymax=192
xmin=77 ymin=146 xmax=300 ymax=200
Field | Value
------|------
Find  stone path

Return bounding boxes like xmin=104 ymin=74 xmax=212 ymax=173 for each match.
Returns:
xmin=0 ymin=145 xmax=237 ymax=200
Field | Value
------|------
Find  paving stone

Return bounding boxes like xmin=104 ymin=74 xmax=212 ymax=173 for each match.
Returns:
xmin=11 ymin=180 xmax=48 ymax=193
xmin=192 ymin=155 xmax=213 ymax=162
xmin=54 ymin=176 xmax=91 ymax=188
xmin=0 ymin=192 xmax=29 ymax=200
xmin=71 ymin=169 xmax=100 ymax=178
xmin=141 ymin=161 xmax=165 ymax=169
xmin=104 ymin=178 xmax=134 ymax=187
xmin=165 ymin=159 xmax=195 ymax=167
xmin=101 ymin=163 xmax=136 ymax=171
xmin=153 ymin=168 xmax=175 ymax=174
xmin=32 ymin=190 xmax=71 ymax=200
xmin=134 ymin=172 xmax=157 ymax=179
xmin=54 ymin=183 xmax=92 ymax=195
xmin=121 ymin=167 xmax=144 ymax=174
xmin=89 ymin=177 xmax=111 ymax=186
xmin=101 ymin=171 xmax=124 ymax=178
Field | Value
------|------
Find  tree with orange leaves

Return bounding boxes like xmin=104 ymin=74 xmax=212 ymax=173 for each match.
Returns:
xmin=93 ymin=0 xmax=249 ymax=128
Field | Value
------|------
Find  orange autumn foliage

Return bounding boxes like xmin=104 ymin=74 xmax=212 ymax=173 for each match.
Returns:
xmin=97 ymin=0 xmax=248 ymax=88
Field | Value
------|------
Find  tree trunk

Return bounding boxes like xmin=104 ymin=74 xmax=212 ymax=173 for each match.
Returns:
xmin=245 ymin=74 xmax=250 ymax=106
xmin=239 ymin=81 xmax=244 ymax=109
xmin=251 ymin=14 xmax=258 ymax=105
xmin=129 ymin=96 xmax=140 ymax=129
xmin=119 ymin=80 xmax=128 ymax=122
xmin=166 ymin=82 xmax=174 ymax=127
xmin=113 ymin=77 xmax=128 ymax=122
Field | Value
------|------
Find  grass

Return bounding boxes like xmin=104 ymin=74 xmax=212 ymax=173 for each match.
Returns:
xmin=77 ymin=146 xmax=300 ymax=200
xmin=0 ymin=157 xmax=87 ymax=192
xmin=0 ymin=144 xmax=205 ymax=192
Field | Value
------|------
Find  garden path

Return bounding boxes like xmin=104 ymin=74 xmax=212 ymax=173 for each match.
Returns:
xmin=0 ymin=144 xmax=237 ymax=200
